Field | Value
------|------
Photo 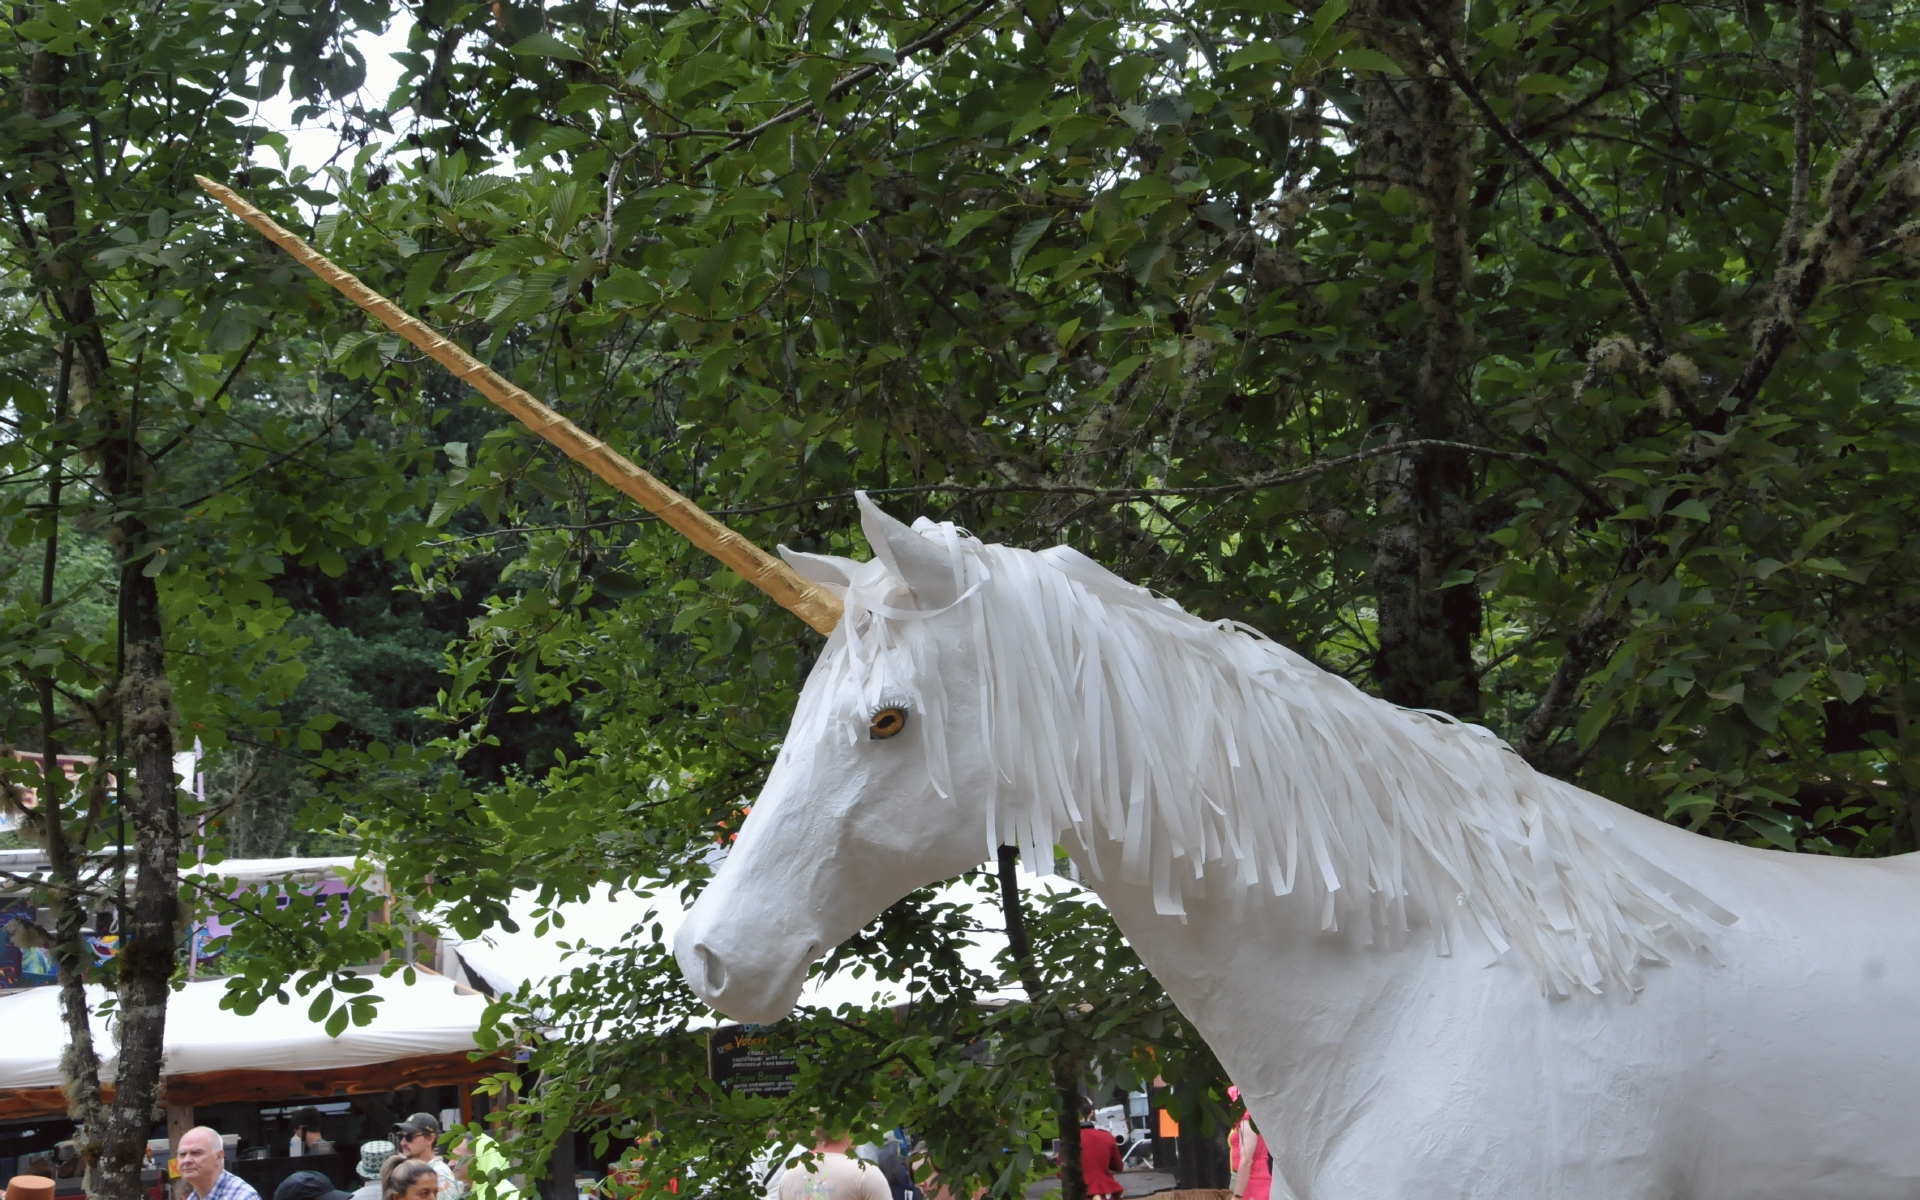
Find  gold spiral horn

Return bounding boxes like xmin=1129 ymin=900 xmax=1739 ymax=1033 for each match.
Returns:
xmin=195 ymin=175 xmax=842 ymax=636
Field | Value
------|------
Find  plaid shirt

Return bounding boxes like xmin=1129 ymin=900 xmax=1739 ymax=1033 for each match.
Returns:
xmin=191 ymin=1170 xmax=262 ymax=1200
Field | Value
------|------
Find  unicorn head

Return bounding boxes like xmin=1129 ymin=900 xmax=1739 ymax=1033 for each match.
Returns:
xmin=675 ymin=495 xmax=1727 ymax=1023
xmin=672 ymin=495 xmax=999 ymax=1022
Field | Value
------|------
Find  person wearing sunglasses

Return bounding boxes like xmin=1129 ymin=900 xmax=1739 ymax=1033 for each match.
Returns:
xmin=393 ymin=1115 xmax=456 ymax=1199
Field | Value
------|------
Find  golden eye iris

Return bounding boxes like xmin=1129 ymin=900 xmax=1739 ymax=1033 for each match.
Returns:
xmin=869 ymin=706 xmax=909 ymax=740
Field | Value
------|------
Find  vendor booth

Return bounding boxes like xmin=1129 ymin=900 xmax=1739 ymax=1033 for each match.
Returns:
xmin=0 ymin=972 xmax=496 ymax=1199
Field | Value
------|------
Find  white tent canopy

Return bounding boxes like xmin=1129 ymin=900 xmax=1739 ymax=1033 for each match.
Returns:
xmin=0 ymin=972 xmax=487 ymax=1089
xmin=184 ymin=856 xmax=375 ymax=887
xmin=439 ymin=876 xmax=1068 ymax=1025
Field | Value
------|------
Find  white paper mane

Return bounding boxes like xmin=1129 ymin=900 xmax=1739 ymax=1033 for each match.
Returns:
xmin=797 ymin=519 xmax=1731 ymax=996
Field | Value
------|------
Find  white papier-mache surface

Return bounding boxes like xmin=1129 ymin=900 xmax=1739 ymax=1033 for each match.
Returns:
xmin=675 ymin=494 xmax=1920 ymax=1200
xmin=0 ymin=972 xmax=486 ymax=1088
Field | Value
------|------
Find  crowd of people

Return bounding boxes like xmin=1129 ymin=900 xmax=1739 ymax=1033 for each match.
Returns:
xmin=156 ymin=1091 xmax=1273 ymax=1200
xmin=772 ymin=1087 xmax=1274 ymax=1200
xmin=170 ymin=1114 xmax=475 ymax=1200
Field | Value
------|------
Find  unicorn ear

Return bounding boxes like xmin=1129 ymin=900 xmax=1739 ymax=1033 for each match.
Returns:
xmin=856 ymin=491 xmax=960 ymax=609
xmin=777 ymin=546 xmax=858 ymax=597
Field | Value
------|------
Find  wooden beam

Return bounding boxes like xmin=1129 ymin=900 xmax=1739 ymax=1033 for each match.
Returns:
xmin=165 ymin=1084 xmax=195 ymax=1200
xmin=0 ymin=1087 xmax=71 ymax=1121
xmin=0 ymin=1053 xmax=507 ymax=1121
xmin=161 ymin=1052 xmax=507 ymax=1106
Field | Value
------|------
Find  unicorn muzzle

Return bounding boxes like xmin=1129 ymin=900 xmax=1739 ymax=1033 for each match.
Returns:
xmin=674 ymin=907 xmax=819 ymax=1025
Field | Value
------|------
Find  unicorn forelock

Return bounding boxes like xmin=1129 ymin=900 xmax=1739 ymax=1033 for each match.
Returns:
xmin=816 ymin=520 xmax=1732 ymax=997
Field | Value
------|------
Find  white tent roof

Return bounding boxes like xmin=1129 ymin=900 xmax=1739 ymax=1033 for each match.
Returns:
xmin=184 ymin=856 xmax=375 ymax=886
xmin=0 ymin=972 xmax=487 ymax=1089
xmin=442 ymin=876 xmax=1058 ymax=1026
xmin=1 ymin=853 xmax=375 ymax=895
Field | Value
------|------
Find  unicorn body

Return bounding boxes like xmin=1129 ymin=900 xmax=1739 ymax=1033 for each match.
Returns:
xmin=676 ymin=497 xmax=1920 ymax=1199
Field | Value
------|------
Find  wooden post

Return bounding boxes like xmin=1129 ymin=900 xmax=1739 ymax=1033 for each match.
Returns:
xmin=165 ymin=1084 xmax=194 ymax=1200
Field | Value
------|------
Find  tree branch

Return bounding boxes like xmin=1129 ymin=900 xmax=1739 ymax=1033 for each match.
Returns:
xmin=1718 ymin=75 xmax=1920 ymax=422
xmin=671 ymin=0 xmax=1006 ymax=167
xmin=1513 ymin=581 xmax=1622 ymax=767
xmin=1781 ymin=0 xmax=1818 ymax=265
xmin=150 ymin=324 xmax=268 ymax=462
xmin=860 ymin=438 xmax=1614 ymax=510
xmin=1419 ymin=17 xmax=1666 ymax=358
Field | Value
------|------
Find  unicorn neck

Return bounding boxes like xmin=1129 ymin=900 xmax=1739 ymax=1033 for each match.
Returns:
xmin=965 ymin=541 xmax=1723 ymax=998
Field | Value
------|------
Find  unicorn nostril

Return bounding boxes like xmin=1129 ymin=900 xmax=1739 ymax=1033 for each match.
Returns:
xmin=693 ymin=942 xmax=728 ymax=997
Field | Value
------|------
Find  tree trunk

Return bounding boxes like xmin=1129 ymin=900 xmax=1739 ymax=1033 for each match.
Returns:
xmin=26 ymin=42 xmax=184 ymax=1200
xmin=1052 ymin=1059 xmax=1086 ymax=1200
xmin=99 ymin=577 xmax=182 ymax=1200
xmin=1351 ymin=0 xmax=1483 ymax=716
xmin=996 ymin=847 xmax=1085 ymax=1200
xmin=35 ymin=339 xmax=113 ymax=1190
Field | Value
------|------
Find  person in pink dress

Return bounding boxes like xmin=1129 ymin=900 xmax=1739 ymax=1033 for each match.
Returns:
xmin=1226 ymin=1086 xmax=1273 ymax=1200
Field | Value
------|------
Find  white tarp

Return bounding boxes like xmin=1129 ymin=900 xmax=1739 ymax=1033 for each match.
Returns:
xmin=3 ymin=854 xmax=375 ymax=897
xmin=441 ymin=877 xmax=1043 ymax=1025
xmin=0 ymin=972 xmax=487 ymax=1090
xmin=184 ymin=856 xmax=375 ymax=887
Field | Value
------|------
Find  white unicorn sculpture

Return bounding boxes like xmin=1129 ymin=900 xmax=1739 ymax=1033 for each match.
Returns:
xmin=197 ymin=191 xmax=1920 ymax=1198
xmin=674 ymin=496 xmax=1920 ymax=1200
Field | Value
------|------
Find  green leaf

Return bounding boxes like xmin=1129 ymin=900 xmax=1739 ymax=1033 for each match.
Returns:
xmin=330 ymin=330 xmax=377 ymax=364
xmin=1574 ymin=693 xmax=1618 ymax=749
xmin=943 ymin=209 xmax=999 ymax=247
xmin=595 ymin=571 xmax=648 ymax=600
xmin=1831 ymin=669 xmax=1867 ymax=703
xmin=688 ymin=235 xmax=744 ymax=307
xmin=1309 ymin=0 xmax=1350 ymax=37
xmin=1009 ymin=217 xmax=1053 ymax=273
xmin=511 ymin=32 xmax=586 ymax=62
xmin=1516 ymin=74 xmax=1572 ymax=94
xmin=1225 ymin=43 xmax=1289 ymax=70
xmin=1771 ymin=670 xmax=1812 ymax=701
xmin=1332 ymin=48 xmax=1403 ymax=74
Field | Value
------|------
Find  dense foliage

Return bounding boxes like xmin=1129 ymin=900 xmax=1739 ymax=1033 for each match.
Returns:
xmin=0 ymin=1 xmax=478 ymax=1189
xmin=10 ymin=0 xmax=1920 ymax=1195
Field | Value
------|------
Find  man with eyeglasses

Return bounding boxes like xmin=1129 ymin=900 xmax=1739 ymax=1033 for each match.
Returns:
xmin=394 ymin=1114 xmax=457 ymax=1199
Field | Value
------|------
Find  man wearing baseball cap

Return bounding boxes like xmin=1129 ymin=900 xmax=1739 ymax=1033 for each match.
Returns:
xmin=395 ymin=1114 xmax=455 ymax=1198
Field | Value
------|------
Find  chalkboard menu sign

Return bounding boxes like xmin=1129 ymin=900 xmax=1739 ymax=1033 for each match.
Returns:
xmin=708 ymin=1024 xmax=800 ymax=1097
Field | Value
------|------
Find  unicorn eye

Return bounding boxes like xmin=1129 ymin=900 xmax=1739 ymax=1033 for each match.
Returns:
xmin=869 ymin=705 xmax=909 ymax=740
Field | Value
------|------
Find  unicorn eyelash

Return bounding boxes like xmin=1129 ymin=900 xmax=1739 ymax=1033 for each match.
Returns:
xmin=868 ymin=700 xmax=911 ymax=740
